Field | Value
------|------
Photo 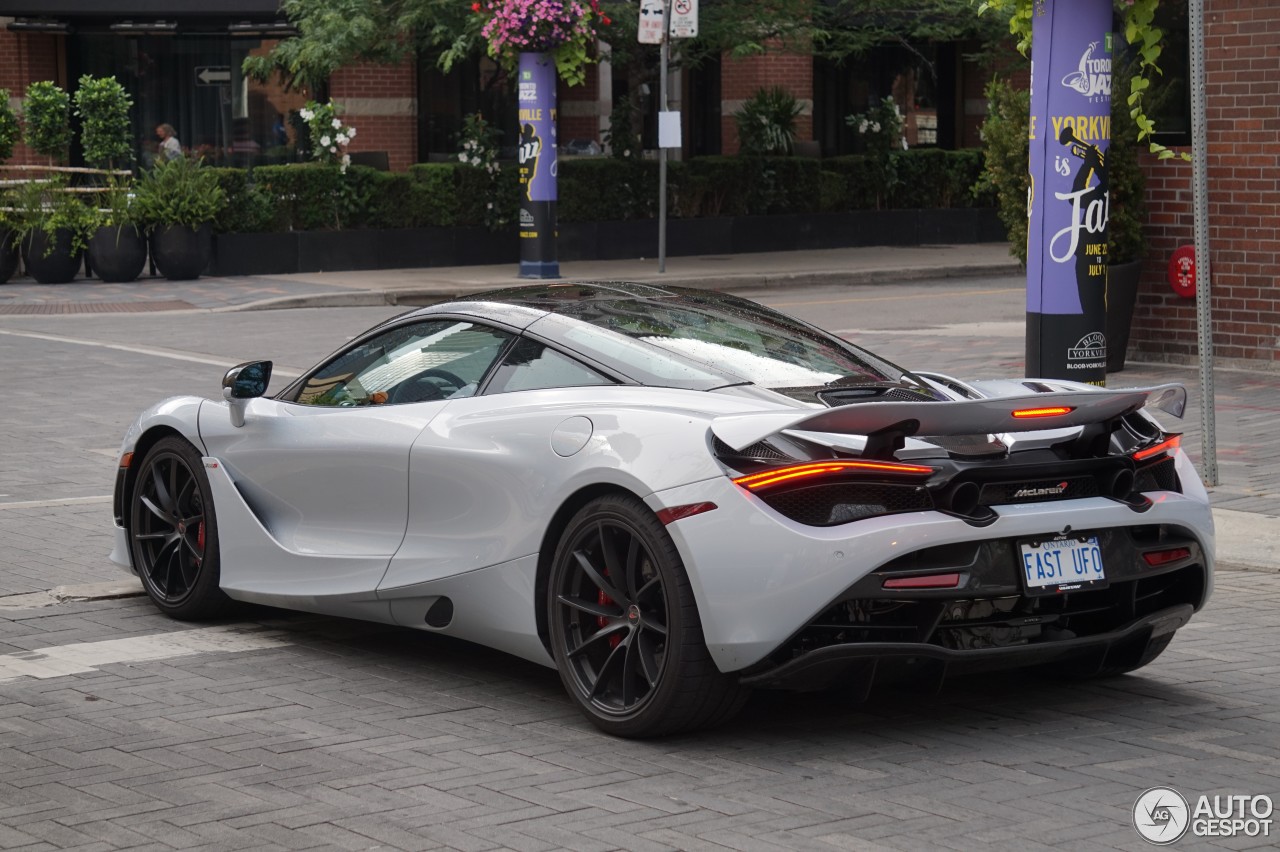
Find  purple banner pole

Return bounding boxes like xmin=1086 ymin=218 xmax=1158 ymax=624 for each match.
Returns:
xmin=1026 ymin=0 xmax=1112 ymax=384
xmin=517 ymin=51 xmax=559 ymax=279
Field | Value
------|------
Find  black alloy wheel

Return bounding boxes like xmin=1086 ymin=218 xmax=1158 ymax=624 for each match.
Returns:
xmin=549 ymin=494 xmax=746 ymax=737
xmin=130 ymin=436 xmax=229 ymax=619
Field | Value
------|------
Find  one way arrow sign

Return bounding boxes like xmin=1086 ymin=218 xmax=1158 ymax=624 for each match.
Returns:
xmin=195 ymin=66 xmax=231 ymax=86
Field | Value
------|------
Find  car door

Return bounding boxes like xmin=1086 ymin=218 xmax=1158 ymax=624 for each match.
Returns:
xmin=199 ymin=318 xmax=514 ymax=597
xmin=380 ymin=335 xmax=620 ymax=591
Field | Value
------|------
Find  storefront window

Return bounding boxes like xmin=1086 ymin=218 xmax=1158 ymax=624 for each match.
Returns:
xmin=71 ymin=34 xmax=310 ymax=168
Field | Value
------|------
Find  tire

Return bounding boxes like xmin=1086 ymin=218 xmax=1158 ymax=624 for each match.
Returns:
xmin=547 ymin=494 xmax=748 ymax=737
xmin=129 ymin=436 xmax=230 ymax=620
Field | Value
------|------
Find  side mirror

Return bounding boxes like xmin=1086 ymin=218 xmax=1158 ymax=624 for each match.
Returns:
xmin=222 ymin=360 xmax=272 ymax=428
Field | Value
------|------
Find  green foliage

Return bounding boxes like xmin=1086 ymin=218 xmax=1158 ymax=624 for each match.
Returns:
xmin=132 ymin=157 xmax=227 ymax=230
xmin=23 ymin=81 xmax=72 ymax=163
xmin=558 ymin=159 xmax=659 ymax=222
xmin=974 ymin=77 xmax=1029 ymax=264
xmin=206 ymin=168 xmax=277 ymax=233
xmin=456 ymin=112 xmax=507 ymax=229
xmin=891 ymin=148 xmax=985 ymax=208
xmin=5 ymin=178 xmax=97 ymax=257
xmin=845 ymin=97 xmax=906 ymax=208
xmin=818 ymin=171 xmax=847 ymax=213
xmin=970 ymin=0 xmax=1182 ymax=160
xmin=201 ymin=149 xmax=994 ymax=235
xmin=1108 ymin=52 xmax=1147 ymax=264
xmin=0 ymin=91 xmax=19 ymax=163
xmin=734 ymin=87 xmax=805 ymax=157
xmin=407 ymin=164 xmax=462 ymax=226
xmin=72 ymin=75 xmax=133 ymax=167
xmin=253 ymin=163 xmax=343 ymax=230
xmin=603 ymin=95 xmax=642 ymax=161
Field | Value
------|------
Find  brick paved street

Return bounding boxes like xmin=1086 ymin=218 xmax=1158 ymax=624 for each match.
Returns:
xmin=0 ymin=571 xmax=1277 ymax=851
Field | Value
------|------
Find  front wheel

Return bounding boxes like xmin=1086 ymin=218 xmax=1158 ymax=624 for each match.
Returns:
xmin=548 ymin=494 xmax=747 ymax=737
xmin=129 ymin=436 xmax=230 ymax=620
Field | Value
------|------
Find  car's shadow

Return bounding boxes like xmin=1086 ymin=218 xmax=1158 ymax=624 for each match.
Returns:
xmin=232 ymin=602 xmax=1211 ymax=749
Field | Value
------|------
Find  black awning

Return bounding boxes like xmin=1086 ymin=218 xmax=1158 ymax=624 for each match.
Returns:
xmin=0 ymin=0 xmax=281 ymax=15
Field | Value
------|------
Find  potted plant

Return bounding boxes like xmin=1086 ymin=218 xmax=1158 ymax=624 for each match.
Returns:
xmin=74 ymin=74 xmax=147 ymax=283
xmin=8 ymin=177 xmax=96 ymax=284
xmin=132 ymin=157 xmax=226 ymax=280
xmin=23 ymin=81 xmax=72 ymax=166
xmin=0 ymin=90 xmax=20 ymax=283
xmin=1104 ymin=51 xmax=1148 ymax=373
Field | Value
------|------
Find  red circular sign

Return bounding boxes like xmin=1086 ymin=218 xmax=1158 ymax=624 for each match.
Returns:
xmin=1168 ymin=245 xmax=1196 ymax=298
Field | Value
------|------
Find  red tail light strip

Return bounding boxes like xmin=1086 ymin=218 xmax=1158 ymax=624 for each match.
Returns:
xmin=1133 ymin=434 xmax=1182 ymax=462
xmin=1011 ymin=406 xmax=1076 ymax=419
xmin=882 ymin=572 xmax=962 ymax=590
xmin=1142 ymin=547 xmax=1191 ymax=567
xmin=733 ymin=460 xmax=935 ymax=491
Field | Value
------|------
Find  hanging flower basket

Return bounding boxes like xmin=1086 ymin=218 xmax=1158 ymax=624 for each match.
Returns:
xmin=474 ymin=0 xmax=609 ymax=86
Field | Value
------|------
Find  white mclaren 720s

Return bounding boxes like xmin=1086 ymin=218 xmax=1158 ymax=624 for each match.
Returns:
xmin=112 ymin=283 xmax=1213 ymax=737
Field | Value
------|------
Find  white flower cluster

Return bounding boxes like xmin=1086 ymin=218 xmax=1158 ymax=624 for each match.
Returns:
xmin=856 ymin=120 xmax=883 ymax=135
xmin=300 ymin=101 xmax=358 ymax=172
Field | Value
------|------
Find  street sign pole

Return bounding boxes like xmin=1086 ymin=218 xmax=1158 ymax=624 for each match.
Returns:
xmin=1189 ymin=0 xmax=1218 ymax=486
xmin=658 ymin=0 xmax=670 ymax=273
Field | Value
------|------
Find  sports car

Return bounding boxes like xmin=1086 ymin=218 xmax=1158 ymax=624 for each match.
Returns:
xmin=111 ymin=283 xmax=1214 ymax=737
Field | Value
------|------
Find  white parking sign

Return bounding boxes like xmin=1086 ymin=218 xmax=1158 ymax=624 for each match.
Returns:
xmin=638 ymin=0 xmax=664 ymax=44
xmin=670 ymin=0 xmax=698 ymax=38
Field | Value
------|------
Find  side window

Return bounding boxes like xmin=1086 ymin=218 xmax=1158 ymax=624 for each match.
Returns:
xmin=485 ymin=337 xmax=614 ymax=395
xmin=295 ymin=320 xmax=511 ymax=406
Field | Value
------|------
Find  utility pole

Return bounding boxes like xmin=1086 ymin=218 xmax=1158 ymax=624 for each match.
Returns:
xmin=658 ymin=0 xmax=671 ymax=273
xmin=1189 ymin=0 xmax=1218 ymax=486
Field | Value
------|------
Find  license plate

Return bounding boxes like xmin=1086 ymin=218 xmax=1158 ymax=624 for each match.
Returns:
xmin=1019 ymin=535 xmax=1106 ymax=594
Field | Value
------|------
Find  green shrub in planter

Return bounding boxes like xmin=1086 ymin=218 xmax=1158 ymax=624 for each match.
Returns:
xmin=133 ymin=157 xmax=226 ymax=230
xmin=975 ymin=77 xmax=1030 ymax=264
xmin=23 ymin=81 xmax=72 ymax=164
xmin=818 ymin=170 xmax=847 ymax=213
xmin=0 ymin=89 xmax=19 ymax=163
xmin=890 ymin=148 xmax=984 ymax=209
xmin=72 ymin=75 xmax=133 ymax=168
xmin=558 ymin=159 xmax=659 ymax=222
xmin=253 ymin=164 xmax=342 ymax=231
xmin=408 ymin=164 xmax=460 ymax=226
xmin=206 ymin=167 xmax=276 ymax=233
xmin=823 ymin=155 xmax=876 ymax=210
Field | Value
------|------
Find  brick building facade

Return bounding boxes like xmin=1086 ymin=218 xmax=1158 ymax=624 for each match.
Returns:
xmin=1130 ymin=2 xmax=1279 ymax=368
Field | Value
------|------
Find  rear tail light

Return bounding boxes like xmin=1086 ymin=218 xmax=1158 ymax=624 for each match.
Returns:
xmin=1142 ymin=547 xmax=1191 ymax=567
xmin=733 ymin=460 xmax=934 ymax=492
xmin=1133 ymin=434 xmax=1181 ymax=462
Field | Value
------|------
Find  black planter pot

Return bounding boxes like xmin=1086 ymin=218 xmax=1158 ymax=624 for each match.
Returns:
xmin=88 ymin=225 xmax=148 ymax=283
xmin=1106 ymin=259 xmax=1144 ymax=373
xmin=151 ymin=223 xmax=213 ymax=280
xmin=22 ymin=228 xmax=83 ymax=284
xmin=0 ymin=228 xmax=17 ymax=284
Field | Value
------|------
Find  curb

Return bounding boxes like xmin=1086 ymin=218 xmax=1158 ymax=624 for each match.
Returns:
xmin=222 ymin=261 xmax=1023 ymax=313
xmin=0 ymin=578 xmax=144 ymax=610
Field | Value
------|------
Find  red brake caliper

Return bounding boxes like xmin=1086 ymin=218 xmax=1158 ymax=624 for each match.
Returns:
xmin=597 ymin=588 xmax=622 ymax=649
xmin=196 ymin=521 xmax=206 ymax=553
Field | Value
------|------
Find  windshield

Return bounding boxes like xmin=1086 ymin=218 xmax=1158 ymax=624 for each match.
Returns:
xmin=539 ymin=291 xmax=907 ymax=390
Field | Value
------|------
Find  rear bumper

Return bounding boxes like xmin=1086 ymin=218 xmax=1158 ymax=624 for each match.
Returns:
xmin=649 ymin=471 xmax=1214 ymax=672
xmin=742 ymin=603 xmax=1193 ymax=691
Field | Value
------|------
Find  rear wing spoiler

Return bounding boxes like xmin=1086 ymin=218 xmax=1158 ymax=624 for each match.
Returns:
xmin=713 ymin=389 xmax=1167 ymax=454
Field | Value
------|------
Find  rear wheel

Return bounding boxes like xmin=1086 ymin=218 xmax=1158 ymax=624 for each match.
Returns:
xmin=548 ymin=494 xmax=747 ymax=737
xmin=129 ymin=436 xmax=230 ymax=620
